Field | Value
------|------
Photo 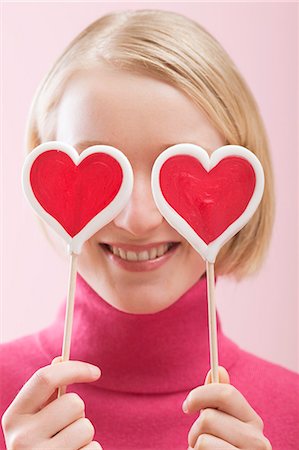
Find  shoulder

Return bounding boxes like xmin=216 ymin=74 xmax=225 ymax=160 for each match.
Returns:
xmin=0 ymin=333 xmax=49 ymax=416
xmin=231 ymin=345 xmax=299 ymax=392
xmin=229 ymin=346 xmax=299 ymax=449
xmin=0 ymin=332 xmax=49 ymax=375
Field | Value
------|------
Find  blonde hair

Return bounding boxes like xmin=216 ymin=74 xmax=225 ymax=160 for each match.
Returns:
xmin=25 ymin=9 xmax=275 ymax=280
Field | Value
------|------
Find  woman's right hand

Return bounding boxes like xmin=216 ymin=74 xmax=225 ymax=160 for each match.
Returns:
xmin=1 ymin=356 xmax=103 ymax=450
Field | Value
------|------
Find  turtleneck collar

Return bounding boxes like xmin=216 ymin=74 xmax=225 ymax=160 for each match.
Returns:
xmin=37 ymin=272 xmax=239 ymax=394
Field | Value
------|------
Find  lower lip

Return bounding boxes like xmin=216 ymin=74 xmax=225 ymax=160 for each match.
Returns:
xmin=100 ymin=244 xmax=180 ymax=272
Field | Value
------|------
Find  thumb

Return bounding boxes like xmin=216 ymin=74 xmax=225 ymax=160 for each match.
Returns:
xmin=204 ymin=366 xmax=230 ymax=385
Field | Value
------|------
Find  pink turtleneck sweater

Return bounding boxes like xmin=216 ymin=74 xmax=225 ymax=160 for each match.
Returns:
xmin=0 ymin=273 xmax=298 ymax=449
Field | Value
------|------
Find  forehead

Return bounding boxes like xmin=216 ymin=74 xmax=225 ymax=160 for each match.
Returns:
xmin=55 ymin=66 xmax=225 ymax=159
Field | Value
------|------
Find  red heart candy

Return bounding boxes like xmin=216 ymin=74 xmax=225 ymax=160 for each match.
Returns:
xmin=30 ymin=149 xmax=123 ymax=237
xmin=159 ymin=155 xmax=256 ymax=244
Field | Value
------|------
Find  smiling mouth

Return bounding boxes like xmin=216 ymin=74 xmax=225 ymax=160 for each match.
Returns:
xmin=100 ymin=242 xmax=180 ymax=262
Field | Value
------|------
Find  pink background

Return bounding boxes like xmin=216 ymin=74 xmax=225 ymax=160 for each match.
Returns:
xmin=1 ymin=2 xmax=298 ymax=372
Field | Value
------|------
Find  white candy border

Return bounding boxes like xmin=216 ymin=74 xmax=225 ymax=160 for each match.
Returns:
xmin=22 ymin=141 xmax=134 ymax=255
xmin=151 ymin=144 xmax=264 ymax=263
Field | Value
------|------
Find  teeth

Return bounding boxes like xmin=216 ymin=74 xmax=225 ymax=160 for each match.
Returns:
xmin=126 ymin=251 xmax=138 ymax=261
xmin=112 ymin=247 xmax=120 ymax=256
xmin=119 ymin=248 xmax=126 ymax=259
xmin=149 ymin=247 xmax=157 ymax=259
xmin=157 ymin=244 xmax=168 ymax=256
xmin=108 ymin=243 xmax=173 ymax=261
xmin=138 ymin=251 xmax=149 ymax=261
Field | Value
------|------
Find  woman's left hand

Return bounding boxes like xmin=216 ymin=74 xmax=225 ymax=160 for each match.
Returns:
xmin=182 ymin=366 xmax=272 ymax=449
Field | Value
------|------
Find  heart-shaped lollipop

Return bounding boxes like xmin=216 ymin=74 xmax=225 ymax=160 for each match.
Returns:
xmin=22 ymin=141 xmax=134 ymax=397
xmin=151 ymin=143 xmax=264 ymax=263
xmin=22 ymin=141 xmax=133 ymax=254
xmin=151 ymin=143 xmax=264 ymax=384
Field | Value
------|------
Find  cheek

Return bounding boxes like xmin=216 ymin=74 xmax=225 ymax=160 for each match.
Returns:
xmin=79 ymin=238 xmax=101 ymax=266
xmin=182 ymin=241 xmax=205 ymax=271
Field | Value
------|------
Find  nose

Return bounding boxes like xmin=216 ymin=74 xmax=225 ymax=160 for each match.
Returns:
xmin=113 ymin=171 xmax=164 ymax=237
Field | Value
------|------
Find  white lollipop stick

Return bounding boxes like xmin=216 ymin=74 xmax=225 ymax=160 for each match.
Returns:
xmin=206 ymin=261 xmax=219 ymax=383
xmin=58 ymin=252 xmax=78 ymax=397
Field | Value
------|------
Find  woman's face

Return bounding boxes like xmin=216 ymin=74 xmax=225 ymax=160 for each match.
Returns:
xmin=55 ymin=64 xmax=226 ymax=313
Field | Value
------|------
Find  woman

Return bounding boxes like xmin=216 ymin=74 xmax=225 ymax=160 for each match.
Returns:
xmin=1 ymin=9 xmax=298 ymax=450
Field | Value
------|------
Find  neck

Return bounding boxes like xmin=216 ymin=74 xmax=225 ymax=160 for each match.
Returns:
xmin=38 ymin=272 xmax=238 ymax=393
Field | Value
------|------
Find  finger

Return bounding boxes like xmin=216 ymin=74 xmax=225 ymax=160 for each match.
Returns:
xmin=80 ymin=442 xmax=103 ymax=450
xmin=8 ymin=360 xmax=101 ymax=415
xmin=183 ymin=383 xmax=261 ymax=425
xmin=34 ymin=392 xmax=86 ymax=438
xmin=193 ymin=433 xmax=237 ymax=449
xmin=49 ymin=417 xmax=95 ymax=450
xmin=204 ymin=366 xmax=230 ymax=385
xmin=40 ymin=356 xmax=64 ymax=409
xmin=188 ymin=407 xmax=263 ymax=449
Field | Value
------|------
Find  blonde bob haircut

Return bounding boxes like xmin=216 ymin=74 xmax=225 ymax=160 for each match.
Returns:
xmin=25 ymin=9 xmax=275 ymax=280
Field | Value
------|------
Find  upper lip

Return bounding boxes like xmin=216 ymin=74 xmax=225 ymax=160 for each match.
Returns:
xmin=100 ymin=241 xmax=180 ymax=252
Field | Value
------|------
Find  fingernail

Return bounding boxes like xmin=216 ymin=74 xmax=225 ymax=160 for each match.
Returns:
xmin=182 ymin=399 xmax=189 ymax=413
xmin=88 ymin=365 xmax=101 ymax=378
xmin=51 ymin=356 xmax=62 ymax=365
